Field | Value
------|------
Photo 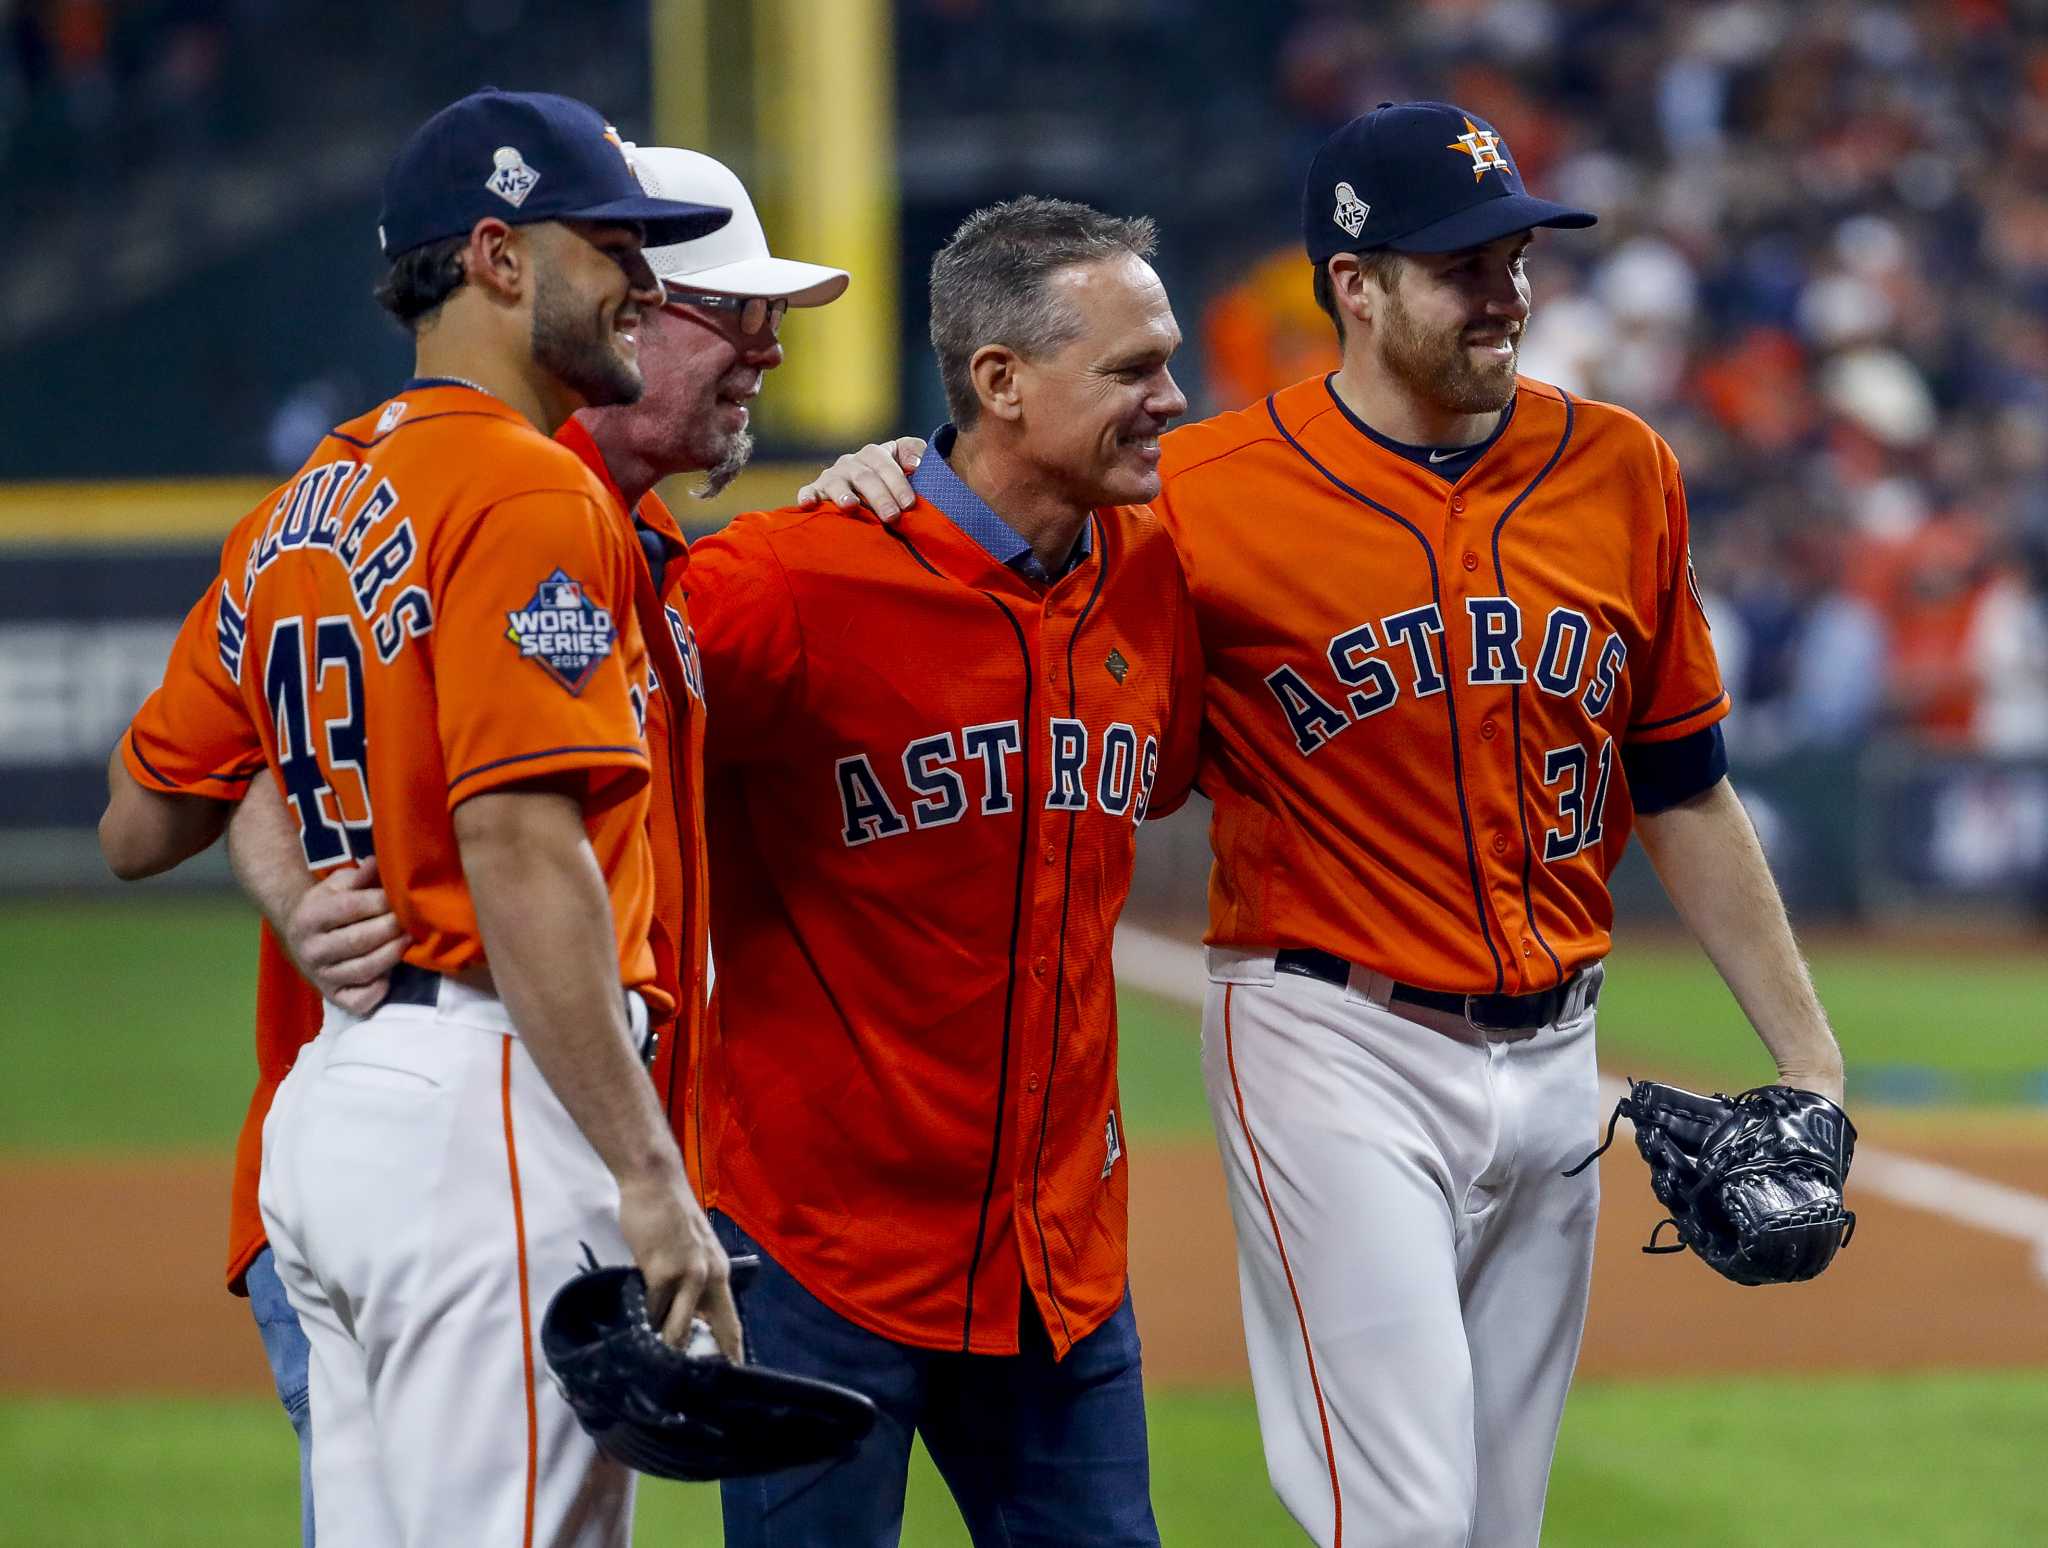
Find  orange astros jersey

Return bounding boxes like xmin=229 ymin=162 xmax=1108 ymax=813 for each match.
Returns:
xmin=124 ymin=404 xmax=694 ymax=1294
xmin=684 ymin=498 xmax=1202 ymax=1357
xmin=124 ymin=381 xmax=662 ymax=1008
xmin=1153 ymin=374 xmax=1728 ymax=995
xmin=554 ymin=418 xmax=712 ymax=1146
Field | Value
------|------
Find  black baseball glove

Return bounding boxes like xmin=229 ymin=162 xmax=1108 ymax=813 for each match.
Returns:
xmin=541 ymin=1254 xmax=878 ymax=1481
xmin=1565 ymin=1079 xmax=1857 ymax=1286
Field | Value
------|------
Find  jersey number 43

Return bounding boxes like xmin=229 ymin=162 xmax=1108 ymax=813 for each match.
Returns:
xmin=263 ymin=613 xmax=375 ymax=867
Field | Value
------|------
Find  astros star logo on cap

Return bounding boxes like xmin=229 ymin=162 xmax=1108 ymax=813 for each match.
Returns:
xmin=1446 ymin=117 xmax=1511 ymax=181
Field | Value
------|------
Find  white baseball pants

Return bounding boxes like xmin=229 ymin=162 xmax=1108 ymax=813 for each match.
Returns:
xmin=1201 ymin=948 xmax=1602 ymax=1548
xmin=259 ymin=979 xmax=644 ymax=1548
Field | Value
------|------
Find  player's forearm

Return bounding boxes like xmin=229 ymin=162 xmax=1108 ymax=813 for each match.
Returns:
xmin=226 ymin=776 xmax=315 ymax=932
xmin=99 ymin=744 xmax=232 ymax=880
xmin=1633 ymin=777 xmax=1845 ymax=1099
xmin=454 ymin=787 xmax=685 ymax=1189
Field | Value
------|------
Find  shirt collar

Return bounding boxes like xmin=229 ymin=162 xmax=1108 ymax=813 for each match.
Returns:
xmin=553 ymin=415 xmax=689 ymax=593
xmin=907 ymin=423 xmax=1093 ymax=584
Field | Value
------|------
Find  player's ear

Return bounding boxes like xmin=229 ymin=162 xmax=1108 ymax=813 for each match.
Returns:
xmin=968 ymin=343 xmax=1024 ymax=425
xmin=460 ymin=218 xmax=526 ymax=305
xmin=1327 ymin=254 xmax=1377 ymax=332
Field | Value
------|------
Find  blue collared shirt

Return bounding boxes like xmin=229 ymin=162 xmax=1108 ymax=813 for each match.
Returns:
xmin=907 ymin=423 xmax=1094 ymax=584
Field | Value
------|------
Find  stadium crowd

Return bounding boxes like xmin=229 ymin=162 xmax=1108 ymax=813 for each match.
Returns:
xmin=8 ymin=0 xmax=2046 ymax=758
xmin=1194 ymin=0 xmax=2048 ymax=760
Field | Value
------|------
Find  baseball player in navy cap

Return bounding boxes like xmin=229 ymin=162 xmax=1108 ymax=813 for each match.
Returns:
xmin=802 ymin=95 xmax=1847 ymax=1548
xmin=98 ymin=85 xmax=747 ymax=1548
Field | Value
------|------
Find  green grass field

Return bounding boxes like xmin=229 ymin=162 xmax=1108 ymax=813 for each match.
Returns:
xmin=4 ymin=897 xmax=2045 ymax=1545
xmin=6 ymin=1373 xmax=2046 ymax=1546
xmin=5 ymin=897 xmax=2046 ymax=1154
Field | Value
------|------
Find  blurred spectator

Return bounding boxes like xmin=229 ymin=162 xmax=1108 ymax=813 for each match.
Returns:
xmin=1201 ymin=244 xmax=1338 ymax=411
xmin=4 ymin=0 xmax=2047 ymax=777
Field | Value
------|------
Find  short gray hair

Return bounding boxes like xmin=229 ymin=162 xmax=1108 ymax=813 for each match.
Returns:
xmin=929 ymin=196 xmax=1159 ymax=428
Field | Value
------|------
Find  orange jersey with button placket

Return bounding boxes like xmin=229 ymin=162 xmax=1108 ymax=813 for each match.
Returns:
xmin=1153 ymin=374 xmax=1728 ymax=993
xmin=684 ymin=500 xmax=1203 ymax=1357
xmin=125 ymin=384 xmax=665 ymax=1264
xmin=554 ymin=418 xmax=713 ymax=1145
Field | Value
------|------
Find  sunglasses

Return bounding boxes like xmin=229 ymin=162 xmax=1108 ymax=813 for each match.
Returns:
xmin=662 ymin=287 xmax=790 ymax=337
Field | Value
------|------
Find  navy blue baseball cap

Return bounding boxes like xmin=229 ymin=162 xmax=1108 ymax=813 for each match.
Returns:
xmin=378 ymin=88 xmax=732 ymax=258
xmin=1303 ymin=101 xmax=1595 ymax=263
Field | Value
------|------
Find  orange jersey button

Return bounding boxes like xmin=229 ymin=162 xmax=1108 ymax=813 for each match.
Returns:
xmin=1462 ymin=550 xmax=1480 ymax=570
xmin=1480 ymin=718 xmax=1498 ymax=740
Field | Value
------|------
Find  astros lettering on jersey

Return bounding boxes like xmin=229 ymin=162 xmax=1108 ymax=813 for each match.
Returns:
xmin=683 ymin=495 xmax=1202 ymax=1357
xmin=1153 ymin=372 xmax=1728 ymax=989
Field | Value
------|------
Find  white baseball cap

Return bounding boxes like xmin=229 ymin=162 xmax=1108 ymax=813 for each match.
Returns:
xmin=627 ymin=145 xmax=850 ymax=307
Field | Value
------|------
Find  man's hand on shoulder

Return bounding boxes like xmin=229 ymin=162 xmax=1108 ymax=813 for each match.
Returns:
xmin=287 ymin=857 xmax=408 ymax=1014
xmin=796 ymin=437 xmax=926 ymax=519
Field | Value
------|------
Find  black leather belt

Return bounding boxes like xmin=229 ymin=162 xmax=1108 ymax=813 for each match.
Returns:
xmin=384 ymin=961 xmax=446 ymax=1007
xmin=382 ymin=963 xmax=658 ymax=1066
xmin=1273 ymin=947 xmax=1594 ymax=1033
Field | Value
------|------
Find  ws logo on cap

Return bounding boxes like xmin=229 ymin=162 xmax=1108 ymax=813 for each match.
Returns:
xmin=1447 ymin=117 xmax=1510 ymax=181
xmin=1332 ymin=181 xmax=1370 ymax=239
xmin=486 ymin=146 xmax=541 ymax=207
xmin=507 ymin=568 xmax=616 ymax=694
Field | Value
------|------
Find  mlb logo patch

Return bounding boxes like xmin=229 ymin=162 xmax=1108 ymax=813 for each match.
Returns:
xmin=506 ymin=567 xmax=615 ymax=694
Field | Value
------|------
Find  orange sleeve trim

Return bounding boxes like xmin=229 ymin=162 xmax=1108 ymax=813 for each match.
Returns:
xmin=1224 ymin=985 xmax=1343 ymax=1545
xmin=1627 ymin=690 xmax=1729 ymax=738
xmin=125 ymin=728 xmax=261 ymax=793
xmin=447 ymin=743 xmax=649 ymax=796
xmin=500 ymin=1036 xmax=540 ymax=1548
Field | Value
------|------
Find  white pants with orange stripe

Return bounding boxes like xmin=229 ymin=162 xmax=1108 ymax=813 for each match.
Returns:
xmin=1200 ymin=948 xmax=1601 ymax=1548
xmin=258 ymin=980 xmax=643 ymax=1548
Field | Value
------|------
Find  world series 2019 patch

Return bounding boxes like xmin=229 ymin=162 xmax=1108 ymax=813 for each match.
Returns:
xmin=506 ymin=568 xmax=616 ymax=694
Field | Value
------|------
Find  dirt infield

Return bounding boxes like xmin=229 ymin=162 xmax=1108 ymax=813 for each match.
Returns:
xmin=5 ymin=1113 xmax=2046 ymax=1396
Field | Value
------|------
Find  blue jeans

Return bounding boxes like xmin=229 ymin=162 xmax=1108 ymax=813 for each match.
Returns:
xmin=246 ymin=1246 xmax=315 ymax=1547
xmin=713 ymin=1213 xmax=1160 ymax=1548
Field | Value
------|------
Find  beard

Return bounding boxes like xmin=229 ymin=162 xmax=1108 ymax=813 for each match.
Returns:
xmin=691 ymin=427 xmax=755 ymax=500
xmin=532 ymin=265 xmax=643 ymax=410
xmin=1376 ymin=285 xmax=1520 ymax=416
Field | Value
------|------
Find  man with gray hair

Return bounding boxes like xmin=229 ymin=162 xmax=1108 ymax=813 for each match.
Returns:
xmin=677 ymin=194 xmax=1204 ymax=1546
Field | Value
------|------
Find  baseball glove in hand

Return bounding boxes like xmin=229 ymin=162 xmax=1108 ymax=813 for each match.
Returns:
xmin=541 ymin=1253 xmax=878 ymax=1480
xmin=1565 ymin=1079 xmax=1857 ymax=1286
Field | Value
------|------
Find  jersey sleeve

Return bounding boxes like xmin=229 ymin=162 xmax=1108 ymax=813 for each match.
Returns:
xmin=683 ymin=516 xmax=808 ymax=769
xmin=433 ymin=488 xmax=651 ymax=807
xmin=123 ymin=570 xmax=265 ymax=798
xmin=1626 ymin=442 xmax=1731 ymax=745
xmin=1144 ymin=551 xmax=1206 ymax=819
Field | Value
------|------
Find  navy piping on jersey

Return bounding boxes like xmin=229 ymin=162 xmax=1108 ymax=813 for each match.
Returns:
xmin=1025 ymin=522 xmax=1110 ymax=1352
xmin=881 ymin=524 xmax=1034 ymax=1353
xmin=1267 ymin=394 xmax=1509 ymax=994
xmin=1322 ymin=374 xmax=1517 ymax=481
xmin=1489 ymin=391 xmax=1576 ymax=988
xmin=125 ymin=728 xmax=257 ymax=790
xmin=446 ymin=743 xmax=647 ymax=795
xmin=326 ymin=410 xmax=501 ymax=451
xmin=1629 ymin=691 xmax=1729 ymax=735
